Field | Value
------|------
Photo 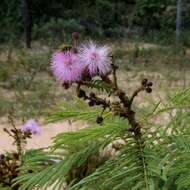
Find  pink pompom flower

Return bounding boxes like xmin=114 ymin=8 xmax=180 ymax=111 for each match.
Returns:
xmin=22 ymin=119 xmax=41 ymax=135
xmin=51 ymin=51 xmax=84 ymax=84
xmin=78 ymin=41 xmax=111 ymax=77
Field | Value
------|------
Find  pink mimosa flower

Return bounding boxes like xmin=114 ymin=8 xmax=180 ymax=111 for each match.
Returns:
xmin=51 ymin=51 xmax=84 ymax=83
xmin=22 ymin=119 xmax=41 ymax=135
xmin=78 ymin=41 xmax=111 ymax=77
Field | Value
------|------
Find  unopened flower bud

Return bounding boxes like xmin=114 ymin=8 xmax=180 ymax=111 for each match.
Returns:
xmin=72 ymin=32 xmax=80 ymax=40
xmin=13 ymin=153 xmax=19 ymax=160
xmin=62 ymin=83 xmax=70 ymax=89
xmin=0 ymin=154 xmax=5 ymax=160
xmin=147 ymin=82 xmax=153 ymax=87
xmin=96 ymin=116 xmax=103 ymax=124
xmin=0 ymin=154 xmax=5 ymax=163
xmin=101 ymin=75 xmax=112 ymax=83
xmin=119 ymin=112 xmax=127 ymax=117
xmin=141 ymin=78 xmax=148 ymax=86
xmin=117 ymin=90 xmax=125 ymax=99
xmin=96 ymin=101 xmax=101 ymax=105
xmin=77 ymin=89 xmax=86 ymax=98
xmin=111 ymin=63 xmax=119 ymax=70
xmin=89 ymin=92 xmax=96 ymax=98
xmin=88 ymin=101 xmax=95 ymax=107
xmin=146 ymin=87 xmax=152 ymax=93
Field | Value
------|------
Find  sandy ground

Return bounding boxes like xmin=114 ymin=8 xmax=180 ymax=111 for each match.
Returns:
xmin=0 ymin=118 xmax=87 ymax=152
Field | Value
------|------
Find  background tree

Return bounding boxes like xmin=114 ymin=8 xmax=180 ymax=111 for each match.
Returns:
xmin=22 ymin=0 xmax=32 ymax=48
xmin=0 ymin=0 xmax=190 ymax=46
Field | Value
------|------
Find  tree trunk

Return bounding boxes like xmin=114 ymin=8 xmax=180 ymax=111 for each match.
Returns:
xmin=176 ymin=0 xmax=182 ymax=43
xmin=22 ymin=0 xmax=32 ymax=48
xmin=114 ymin=0 xmax=119 ymax=23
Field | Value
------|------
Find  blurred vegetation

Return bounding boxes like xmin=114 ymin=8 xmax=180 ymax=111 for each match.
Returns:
xmin=0 ymin=48 xmax=56 ymax=120
xmin=0 ymin=0 xmax=190 ymax=46
xmin=0 ymin=0 xmax=190 ymax=119
xmin=0 ymin=40 xmax=190 ymax=119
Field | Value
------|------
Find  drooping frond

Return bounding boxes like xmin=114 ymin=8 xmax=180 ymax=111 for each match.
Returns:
xmin=12 ymin=150 xmax=63 ymax=189
xmin=166 ymin=133 xmax=190 ymax=190
xmin=14 ymin=142 xmax=106 ymax=190
xmin=53 ymin=116 xmax=129 ymax=151
xmin=15 ymin=116 xmax=130 ymax=190
xmin=67 ymin=133 xmax=153 ymax=190
xmin=14 ymin=87 xmax=190 ymax=190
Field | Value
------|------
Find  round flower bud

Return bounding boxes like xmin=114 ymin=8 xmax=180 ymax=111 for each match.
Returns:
xmin=96 ymin=116 xmax=103 ymax=124
xmin=88 ymin=101 xmax=95 ymax=107
xmin=147 ymin=82 xmax=153 ymax=87
xmin=77 ymin=89 xmax=86 ymax=98
xmin=62 ymin=83 xmax=70 ymax=89
xmin=0 ymin=154 xmax=5 ymax=161
xmin=141 ymin=78 xmax=148 ymax=86
xmin=95 ymin=101 xmax=101 ymax=105
xmin=72 ymin=32 xmax=80 ymax=40
xmin=146 ymin=87 xmax=152 ymax=93
xmin=28 ymin=170 xmax=33 ymax=173
xmin=117 ymin=90 xmax=125 ymax=99
xmin=13 ymin=153 xmax=19 ymax=160
xmin=89 ymin=92 xmax=96 ymax=98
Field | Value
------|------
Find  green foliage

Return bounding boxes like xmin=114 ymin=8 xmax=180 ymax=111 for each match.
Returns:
xmin=13 ymin=87 xmax=190 ymax=189
xmin=86 ymin=79 xmax=114 ymax=94
xmin=0 ymin=48 xmax=55 ymax=118
xmin=14 ymin=99 xmax=129 ymax=189
xmin=0 ymin=62 xmax=11 ymax=82
xmin=48 ymin=96 xmax=111 ymax=123
xmin=0 ymin=184 xmax=12 ymax=190
xmin=32 ymin=18 xmax=85 ymax=42
xmin=135 ymin=0 xmax=170 ymax=32
xmin=3 ymin=0 xmax=190 ymax=43
xmin=0 ymin=91 xmax=11 ymax=116
xmin=16 ymin=80 xmax=55 ymax=119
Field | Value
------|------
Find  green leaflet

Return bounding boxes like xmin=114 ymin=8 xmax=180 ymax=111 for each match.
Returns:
xmin=13 ymin=88 xmax=190 ymax=190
